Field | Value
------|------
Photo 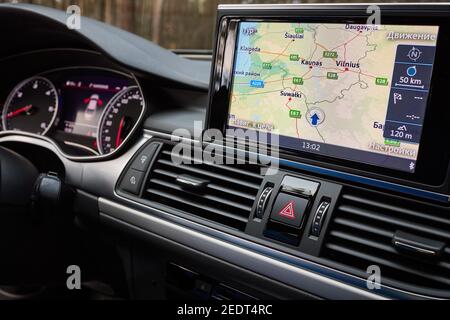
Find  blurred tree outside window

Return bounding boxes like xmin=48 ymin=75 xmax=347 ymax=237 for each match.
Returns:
xmin=0 ymin=0 xmax=445 ymax=50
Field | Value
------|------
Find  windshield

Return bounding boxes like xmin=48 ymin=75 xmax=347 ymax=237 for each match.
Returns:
xmin=0 ymin=0 xmax=444 ymax=50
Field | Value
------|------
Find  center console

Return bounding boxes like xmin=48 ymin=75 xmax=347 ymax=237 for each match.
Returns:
xmin=116 ymin=4 xmax=450 ymax=300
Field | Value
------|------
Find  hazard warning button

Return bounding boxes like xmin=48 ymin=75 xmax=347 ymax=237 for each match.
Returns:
xmin=270 ymin=193 xmax=310 ymax=229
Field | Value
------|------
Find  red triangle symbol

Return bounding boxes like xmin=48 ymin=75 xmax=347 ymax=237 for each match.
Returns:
xmin=278 ymin=201 xmax=296 ymax=220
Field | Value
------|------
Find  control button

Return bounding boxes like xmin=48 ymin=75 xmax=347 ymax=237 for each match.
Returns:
xmin=120 ymin=169 xmax=145 ymax=195
xmin=270 ymin=193 xmax=309 ymax=229
xmin=311 ymin=201 xmax=331 ymax=237
xmin=255 ymin=186 xmax=274 ymax=219
xmin=131 ymin=143 xmax=160 ymax=172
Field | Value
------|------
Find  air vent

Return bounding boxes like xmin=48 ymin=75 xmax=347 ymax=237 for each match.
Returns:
xmin=143 ymin=144 xmax=264 ymax=231
xmin=323 ymin=188 xmax=450 ymax=297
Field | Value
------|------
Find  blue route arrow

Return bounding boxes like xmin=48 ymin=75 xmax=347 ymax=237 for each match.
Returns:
xmin=311 ymin=113 xmax=320 ymax=126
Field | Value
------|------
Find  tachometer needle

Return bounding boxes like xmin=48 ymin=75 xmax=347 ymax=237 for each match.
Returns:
xmin=7 ymin=105 xmax=33 ymax=119
xmin=115 ymin=116 xmax=125 ymax=148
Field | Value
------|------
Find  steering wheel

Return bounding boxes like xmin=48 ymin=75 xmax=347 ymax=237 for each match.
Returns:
xmin=0 ymin=146 xmax=39 ymax=207
xmin=0 ymin=146 xmax=77 ymax=286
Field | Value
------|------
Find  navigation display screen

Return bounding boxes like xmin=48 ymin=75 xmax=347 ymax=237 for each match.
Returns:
xmin=227 ymin=22 xmax=440 ymax=172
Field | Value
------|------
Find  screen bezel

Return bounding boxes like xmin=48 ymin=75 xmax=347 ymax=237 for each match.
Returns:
xmin=207 ymin=8 xmax=450 ymax=189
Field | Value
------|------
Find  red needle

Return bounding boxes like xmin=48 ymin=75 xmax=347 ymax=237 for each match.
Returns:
xmin=115 ymin=117 xmax=125 ymax=148
xmin=7 ymin=105 xmax=33 ymax=119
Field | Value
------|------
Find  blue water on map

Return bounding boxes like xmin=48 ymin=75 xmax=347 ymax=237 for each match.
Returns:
xmin=233 ymin=22 xmax=258 ymax=75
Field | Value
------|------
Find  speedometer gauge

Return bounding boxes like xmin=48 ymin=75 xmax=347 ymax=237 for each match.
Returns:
xmin=98 ymin=86 xmax=144 ymax=155
xmin=2 ymin=76 xmax=59 ymax=135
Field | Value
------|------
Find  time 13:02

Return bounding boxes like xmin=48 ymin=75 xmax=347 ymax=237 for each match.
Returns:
xmin=301 ymin=141 xmax=321 ymax=152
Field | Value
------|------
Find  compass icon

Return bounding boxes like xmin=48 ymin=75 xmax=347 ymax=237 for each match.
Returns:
xmin=407 ymin=47 xmax=422 ymax=62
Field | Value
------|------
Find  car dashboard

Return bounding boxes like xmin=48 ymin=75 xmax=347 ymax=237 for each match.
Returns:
xmin=1 ymin=3 xmax=450 ymax=301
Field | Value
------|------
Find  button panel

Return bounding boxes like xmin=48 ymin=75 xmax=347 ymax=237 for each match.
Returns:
xmin=119 ymin=142 xmax=161 ymax=196
xmin=261 ymin=175 xmax=332 ymax=247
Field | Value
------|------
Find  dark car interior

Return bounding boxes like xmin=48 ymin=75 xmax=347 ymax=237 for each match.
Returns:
xmin=0 ymin=3 xmax=449 ymax=301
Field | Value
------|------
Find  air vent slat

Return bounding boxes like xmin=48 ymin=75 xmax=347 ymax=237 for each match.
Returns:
xmin=147 ymin=188 xmax=249 ymax=223
xmin=153 ymin=168 xmax=256 ymax=202
xmin=342 ymin=194 xmax=450 ymax=227
xmin=207 ymin=184 xmax=256 ymax=202
xmin=339 ymin=204 xmax=450 ymax=240
xmin=325 ymin=243 xmax=450 ymax=286
xmin=162 ymin=150 xmax=264 ymax=180
xmin=329 ymin=230 xmax=398 ymax=254
xmin=324 ymin=188 xmax=450 ymax=297
xmin=148 ymin=178 xmax=253 ymax=213
xmin=143 ymin=143 xmax=264 ymax=231
xmin=334 ymin=217 xmax=394 ymax=238
xmin=329 ymin=230 xmax=450 ymax=270
xmin=157 ymin=159 xmax=261 ymax=191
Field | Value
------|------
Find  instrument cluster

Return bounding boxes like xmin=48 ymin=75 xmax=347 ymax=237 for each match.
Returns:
xmin=0 ymin=68 xmax=145 ymax=157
